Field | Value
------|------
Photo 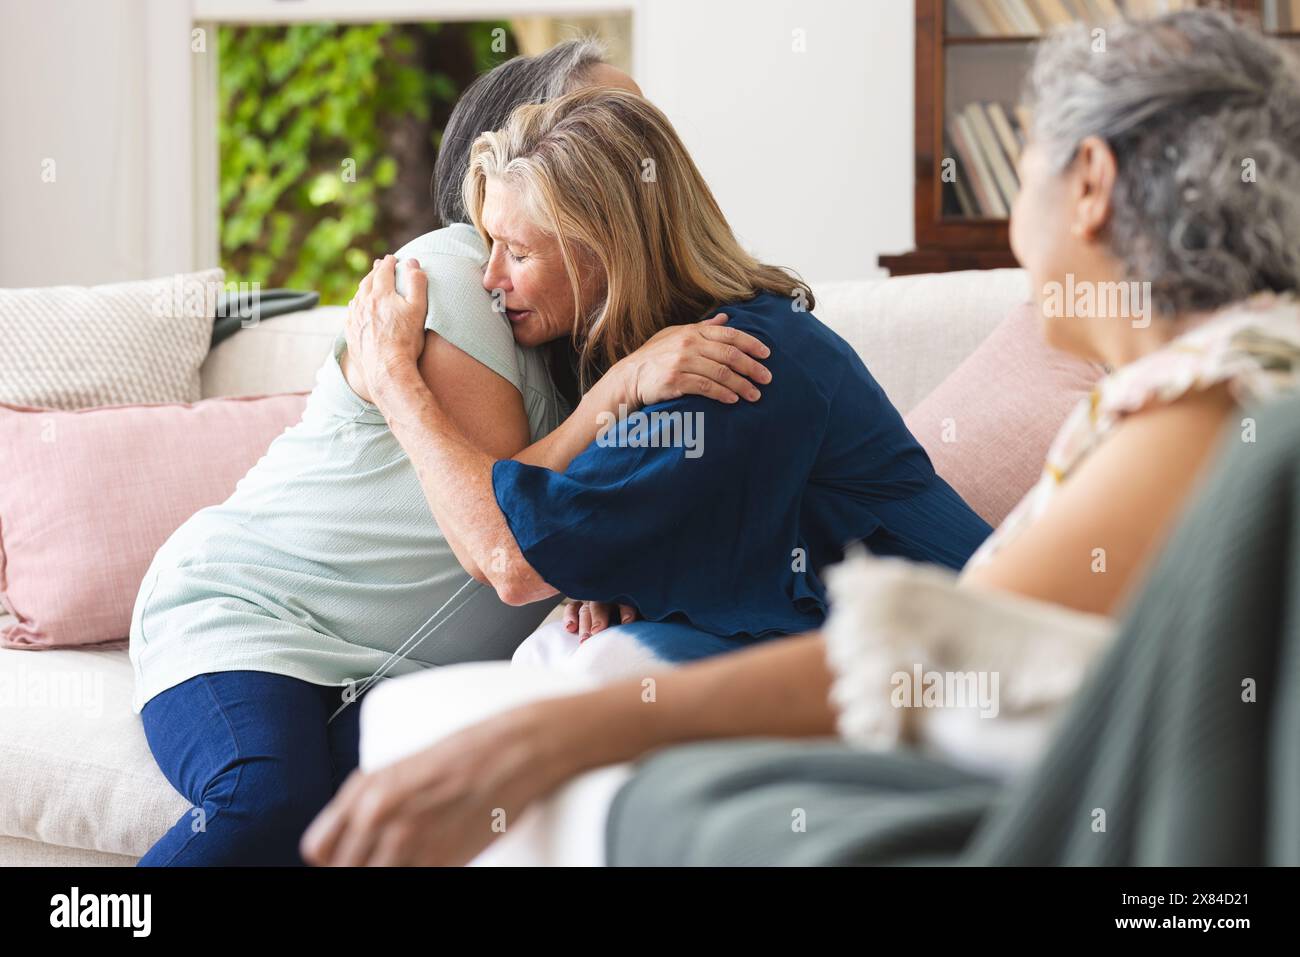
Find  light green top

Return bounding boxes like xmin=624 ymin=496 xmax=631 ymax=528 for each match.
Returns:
xmin=128 ymin=224 xmax=567 ymax=714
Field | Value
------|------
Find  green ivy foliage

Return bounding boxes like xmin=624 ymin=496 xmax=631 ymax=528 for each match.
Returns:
xmin=218 ymin=22 xmax=509 ymax=304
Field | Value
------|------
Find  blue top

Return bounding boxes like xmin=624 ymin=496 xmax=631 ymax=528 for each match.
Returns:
xmin=492 ymin=291 xmax=992 ymax=641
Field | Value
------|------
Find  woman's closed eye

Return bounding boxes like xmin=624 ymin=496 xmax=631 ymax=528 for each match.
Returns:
xmin=490 ymin=238 xmax=527 ymax=264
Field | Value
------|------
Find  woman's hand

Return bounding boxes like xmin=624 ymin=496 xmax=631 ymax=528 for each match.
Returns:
xmin=300 ymin=700 xmax=574 ymax=866
xmin=344 ymin=254 xmax=429 ymax=402
xmin=613 ymin=313 xmax=772 ymax=409
xmin=563 ymin=599 xmax=638 ymax=642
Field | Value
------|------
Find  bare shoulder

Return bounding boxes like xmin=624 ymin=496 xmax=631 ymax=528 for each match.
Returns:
xmin=1111 ymin=380 xmax=1238 ymax=439
xmin=1084 ymin=381 xmax=1241 ymax=482
xmin=418 ymin=328 xmax=530 ymax=459
xmin=961 ymin=382 xmax=1239 ymax=615
xmin=1050 ymin=379 xmax=1240 ymax=523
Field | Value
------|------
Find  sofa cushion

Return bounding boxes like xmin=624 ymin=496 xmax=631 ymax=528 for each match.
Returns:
xmin=0 ymin=269 xmax=222 ymax=410
xmin=202 ymin=273 xmax=1030 ymax=412
xmin=202 ymin=306 xmax=346 ymax=399
xmin=0 ymin=392 xmax=309 ymax=649
xmin=199 ymin=270 xmax=1033 ymax=411
xmin=813 ymin=269 xmax=1029 ymax=414
xmin=0 ymin=645 xmax=185 ymax=857
xmin=904 ymin=302 xmax=1105 ymax=527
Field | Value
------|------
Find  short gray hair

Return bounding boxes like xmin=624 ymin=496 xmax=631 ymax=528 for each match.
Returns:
xmin=1026 ymin=9 xmax=1300 ymax=318
xmin=433 ymin=37 xmax=608 ymax=226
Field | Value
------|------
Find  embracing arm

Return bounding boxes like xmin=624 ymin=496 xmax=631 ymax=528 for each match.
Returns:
xmin=374 ymin=362 xmax=549 ymax=605
xmin=350 ymin=256 xmax=770 ymax=604
xmin=512 ymin=316 xmax=769 ymax=473
xmin=361 ymin=332 xmax=630 ymax=583
xmin=366 ymin=321 xmax=760 ymax=584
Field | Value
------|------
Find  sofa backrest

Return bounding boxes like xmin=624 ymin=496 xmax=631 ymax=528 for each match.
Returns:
xmin=200 ymin=306 xmax=348 ymax=400
xmin=200 ymin=268 xmax=1031 ymax=414
xmin=812 ymin=268 xmax=1028 ymax=414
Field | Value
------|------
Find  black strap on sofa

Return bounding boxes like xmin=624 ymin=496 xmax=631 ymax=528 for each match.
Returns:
xmin=210 ymin=289 xmax=321 ymax=348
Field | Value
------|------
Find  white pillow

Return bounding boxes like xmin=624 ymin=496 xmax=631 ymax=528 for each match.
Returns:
xmin=822 ymin=550 xmax=1116 ymax=778
xmin=0 ymin=269 xmax=222 ymax=410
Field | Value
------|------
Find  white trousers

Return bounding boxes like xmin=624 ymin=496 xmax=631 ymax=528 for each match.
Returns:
xmin=359 ymin=620 xmax=677 ymax=866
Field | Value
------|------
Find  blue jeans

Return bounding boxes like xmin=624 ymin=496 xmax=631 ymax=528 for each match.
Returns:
xmin=137 ymin=670 xmax=370 ymax=866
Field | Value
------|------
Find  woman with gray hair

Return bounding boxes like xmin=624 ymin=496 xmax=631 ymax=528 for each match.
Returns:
xmin=301 ymin=9 xmax=1300 ymax=866
xmin=128 ymin=39 xmax=773 ymax=866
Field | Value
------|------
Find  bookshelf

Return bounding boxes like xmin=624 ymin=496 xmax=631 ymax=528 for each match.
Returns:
xmin=879 ymin=0 xmax=1297 ymax=276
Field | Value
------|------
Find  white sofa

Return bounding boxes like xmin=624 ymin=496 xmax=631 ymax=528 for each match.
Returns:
xmin=0 ymin=268 xmax=1030 ymax=866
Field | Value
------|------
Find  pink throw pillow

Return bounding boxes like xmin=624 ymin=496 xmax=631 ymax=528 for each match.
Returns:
xmin=1 ymin=392 xmax=309 ymax=649
xmin=904 ymin=303 xmax=1105 ymax=528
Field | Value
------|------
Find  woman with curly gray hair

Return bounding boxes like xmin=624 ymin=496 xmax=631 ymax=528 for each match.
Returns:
xmin=302 ymin=9 xmax=1300 ymax=866
xmin=960 ymin=7 xmax=1300 ymax=602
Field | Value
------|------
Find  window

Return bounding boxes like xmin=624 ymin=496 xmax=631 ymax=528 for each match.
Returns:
xmin=194 ymin=1 xmax=632 ymax=301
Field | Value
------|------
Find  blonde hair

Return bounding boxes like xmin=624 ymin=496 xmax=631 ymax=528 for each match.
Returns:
xmin=463 ymin=87 xmax=814 ymax=389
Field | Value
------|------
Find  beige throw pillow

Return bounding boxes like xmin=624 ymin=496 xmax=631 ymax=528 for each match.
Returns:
xmin=0 ymin=269 xmax=222 ymax=410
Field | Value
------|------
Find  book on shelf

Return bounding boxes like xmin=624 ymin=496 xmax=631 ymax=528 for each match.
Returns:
xmin=986 ymin=102 xmax=1023 ymax=167
xmin=982 ymin=0 xmax=1020 ymax=33
xmin=1004 ymin=0 xmax=1042 ymax=33
xmin=1014 ymin=105 xmax=1034 ymax=142
xmin=945 ymin=99 xmax=1034 ymax=218
xmin=1033 ymin=0 xmax=1077 ymax=27
xmin=950 ymin=166 xmax=980 ymax=217
xmin=965 ymin=102 xmax=1019 ymax=210
xmin=1267 ymin=1 xmax=1300 ymax=31
xmin=1092 ymin=1 xmax=1124 ymax=22
xmin=948 ymin=0 xmax=1203 ymax=37
xmin=949 ymin=110 xmax=1008 ymax=217
xmin=951 ymin=0 xmax=999 ymax=34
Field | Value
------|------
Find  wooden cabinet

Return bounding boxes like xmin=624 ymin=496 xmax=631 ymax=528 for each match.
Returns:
xmin=880 ymin=0 xmax=1293 ymax=276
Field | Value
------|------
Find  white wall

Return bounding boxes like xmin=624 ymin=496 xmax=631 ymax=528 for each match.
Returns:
xmin=0 ymin=1 xmax=142 ymax=287
xmin=0 ymin=0 xmax=913 ymax=288
xmin=635 ymin=0 xmax=914 ymax=284
xmin=0 ymin=0 xmax=195 ymax=288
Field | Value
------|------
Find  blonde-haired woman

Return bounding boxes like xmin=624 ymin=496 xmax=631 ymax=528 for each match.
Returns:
xmin=336 ymin=86 xmax=989 ymax=674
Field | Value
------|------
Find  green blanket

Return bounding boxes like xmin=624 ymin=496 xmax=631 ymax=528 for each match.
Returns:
xmin=607 ymin=395 xmax=1300 ymax=866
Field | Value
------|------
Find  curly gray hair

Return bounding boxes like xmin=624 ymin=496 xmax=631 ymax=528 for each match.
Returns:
xmin=1025 ymin=9 xmax=1300 ymax=319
